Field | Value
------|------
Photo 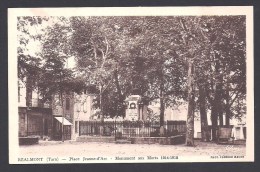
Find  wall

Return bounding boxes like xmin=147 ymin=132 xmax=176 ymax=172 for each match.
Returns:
xmin=72 ymin=93 xmax=95 ymax=140
xmin=18 ymin=108 xmax=27 ymax=136
xmin=18 ymin=107 xmax=52 ymax=137
xmin=18 ymin=80 xmax=26 ymax=107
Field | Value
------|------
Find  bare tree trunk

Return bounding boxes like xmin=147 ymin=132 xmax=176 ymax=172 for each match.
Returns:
xmin=99 ymin=84 xmax=104 ymax=121
xmin=25 ymin=76 xmax=33 ymax=137
xmin=159 ymin=83 xmax=165 ymax=136
xmin=199 ymin=83 xmax=209 ymax=142
xmin=218 ymin=75 xmax=224 ymax=126
xmin=219 ymin=111 xmax=223 ymax=126
xmin=211 ymin=85 xmax=222 ymax=141
xmin=59 ymin=73 xmax=64 ymax=142
xmin=60 ymin=91 xmax=64 ymax=142
xmin=114 ymin=68 xmax=124 ymax=117
xmin=225 ymin=90 xmax=230 ymax=126
xmin=211 ymin=105 xmax=218 ymax=141
xmin=186 ymin=60 xmax=195 ymax=146
xmin=211 ymin=54 xmax=222 ymax=141
xmin=26 ymin=76 xmax=33 ymax=107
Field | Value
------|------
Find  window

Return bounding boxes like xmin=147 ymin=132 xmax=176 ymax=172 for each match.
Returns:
xmin=66 ymin=98 xmax=70 ymax=110
xmin=75 ymin=121 xmax=78 ymax=133
xmin=83 ymin=102 xmax=87 ymax=113
xmin=65 ymin=113 xmax=71 ymax=118
xmin=76 ymin=103 xmax=80 ymax=112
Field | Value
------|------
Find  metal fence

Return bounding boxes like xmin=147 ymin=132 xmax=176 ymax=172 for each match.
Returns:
xmin=79 ymin=120 xmax=186 ymax=139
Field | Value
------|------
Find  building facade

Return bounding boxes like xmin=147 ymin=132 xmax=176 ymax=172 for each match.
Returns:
xmin=51 ymin=92 xmax=74 ymax=140
xmin=72 ymin=93 xmax=95 ymax=140
xmin=18 ymin=79 xmax=52 ymax=138
xmin=18 ymin=78 xmax=97 ymax=140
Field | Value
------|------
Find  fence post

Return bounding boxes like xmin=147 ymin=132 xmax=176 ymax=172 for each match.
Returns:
xmin=165 ymin=121 xmax=167 ymax=138
xmin=114 ymin=120 xmax=116 ymax=141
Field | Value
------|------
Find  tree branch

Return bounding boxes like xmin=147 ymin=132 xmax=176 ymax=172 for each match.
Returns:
xmin=228 ymin=91 xmax=241 ymax=109
xmin=104 ymin=36 xmax=109 ymax=56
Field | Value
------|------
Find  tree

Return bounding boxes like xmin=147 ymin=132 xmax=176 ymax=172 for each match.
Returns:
xmin=68 ymin=17 xmax=193 ymax=141
xmin=173 ymin=16 xmax=246 ymax=143
xmin=199 ymin=16 xmax=246 ymax=140
xmin=69 ymin=17 xmax=124 ymax=119
xmin=17 ymin=16 xmax=49 ymax=96
xmin=175 ymin=17 xmax=197 ymax=146
xmin=122 ymin=17 xmax=187 ymax=130
xmin=34 ymin=16 xmax=246 ymax=145
xmin=37 ymin=17 xmax=86 ymax=141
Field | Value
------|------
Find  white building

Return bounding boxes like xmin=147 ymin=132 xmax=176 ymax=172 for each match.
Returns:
xmin=71 ymin=93 xmax=96 ymax=140
xmin=148 ymin=99 xmax=246 ymax=139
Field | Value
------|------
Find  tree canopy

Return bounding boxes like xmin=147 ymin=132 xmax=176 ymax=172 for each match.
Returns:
xmin=18 ymin=15 xmax=246 ymax=145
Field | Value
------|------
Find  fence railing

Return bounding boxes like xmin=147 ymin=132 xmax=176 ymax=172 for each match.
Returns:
xmin=79 ymin=120 xmax=186 ymax=138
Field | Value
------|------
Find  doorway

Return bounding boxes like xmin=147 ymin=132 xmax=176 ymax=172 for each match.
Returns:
xmin=43 ymin=119 xmax=48 ymax=136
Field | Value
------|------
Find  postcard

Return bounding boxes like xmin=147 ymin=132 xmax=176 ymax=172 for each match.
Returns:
xmin=8 ymin=6 xmax=254 ymax=163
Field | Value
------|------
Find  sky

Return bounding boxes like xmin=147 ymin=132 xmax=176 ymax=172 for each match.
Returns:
xmin=20 ymin=17 xmax=76 ymax=69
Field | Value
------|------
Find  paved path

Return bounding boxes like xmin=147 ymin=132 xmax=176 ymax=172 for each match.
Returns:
xmin=19 ymin=140 xmax=245 ymax=157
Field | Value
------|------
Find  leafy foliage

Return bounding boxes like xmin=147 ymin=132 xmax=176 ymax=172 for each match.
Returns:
xmin=18 ymin=16 xmax=246 ymax=139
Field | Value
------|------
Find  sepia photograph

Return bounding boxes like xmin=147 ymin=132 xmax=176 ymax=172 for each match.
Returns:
xmin=8 ymin=7 xmax=254 ymax=163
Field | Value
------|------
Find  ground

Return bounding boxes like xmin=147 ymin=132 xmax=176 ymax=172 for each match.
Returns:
xmin=19 ymin=140 xmax=246 ymax=157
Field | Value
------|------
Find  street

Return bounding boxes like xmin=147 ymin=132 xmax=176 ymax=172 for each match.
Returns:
xmin=19 ymin=140 xmax=246 ymax=157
